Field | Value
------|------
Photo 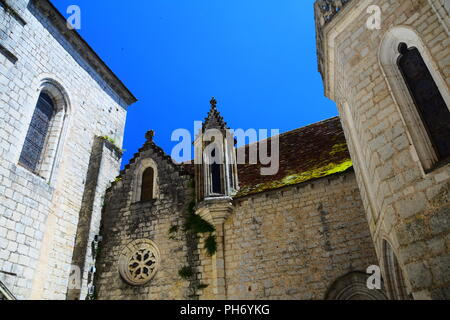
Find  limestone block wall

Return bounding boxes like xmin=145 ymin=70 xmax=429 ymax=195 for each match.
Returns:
xmin=222 ymin=171 xmax=379 ymax=299
xmin=95 ymin=145 xmax=199 ymax=300
xmin=0 ymin=0 xmax=128 ymax=299
xmin=67 ymin=137 xmax=123 ymax=300
xmin=322 ymin=0 xmax=450 ymax=299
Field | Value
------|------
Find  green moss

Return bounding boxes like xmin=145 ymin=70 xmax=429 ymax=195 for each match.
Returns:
xmin=100 ymin=135 xmax=125 ymax=153
xmin=281 ymin=159 xmax=352 ymax=184
xmin=329 ymin=143 xmax=348 ymax=156
xmin=237 ymin=159 xmax=353 ymax=197
xmin=101 ymin=135 xmax=116 ymax=145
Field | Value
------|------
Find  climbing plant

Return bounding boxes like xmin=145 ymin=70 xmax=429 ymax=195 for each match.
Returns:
xmin=168 ymin=180 xmax=218 ymax=256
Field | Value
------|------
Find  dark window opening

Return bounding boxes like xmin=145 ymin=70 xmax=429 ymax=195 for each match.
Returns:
xmin=397 ymin=43 xmax=450 ymax=162
xmin=211 ymin=163 xmax=222 ymax=194
xmin=141 ymin=167 xmax=154 ymax=201
xmin=210 ymin=148 xmax=223 ymax=194
xmin=19 ymin=92 xmax=55 ymax=172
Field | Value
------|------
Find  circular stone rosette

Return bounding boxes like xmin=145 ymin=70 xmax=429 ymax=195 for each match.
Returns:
xmin=119 ymin=239 xmax=160 ymax=286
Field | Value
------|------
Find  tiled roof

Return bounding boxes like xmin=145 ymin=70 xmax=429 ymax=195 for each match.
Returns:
xmin=235 ymin=116 xmax=353 ymax=197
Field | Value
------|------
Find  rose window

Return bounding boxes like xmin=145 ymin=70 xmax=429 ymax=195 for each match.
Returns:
xmin=119 ymin=239 xmax=160 ymax=286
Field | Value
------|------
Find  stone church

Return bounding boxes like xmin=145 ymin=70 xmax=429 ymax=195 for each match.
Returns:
xmin=0 ymin=0 xmax=449 ymax=300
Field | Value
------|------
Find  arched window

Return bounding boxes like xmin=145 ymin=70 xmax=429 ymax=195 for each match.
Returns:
xmin=19 ymin=92 xmax=55 ymax=172
xmin=379 ymin=27 xmax=450 ymax=171
xmin=382 ymin=240 xmax=410 ymax=300
xmin=18 ymin=79 xmax=70 ymax=184
xmin=210 ymin=163 xmax=222 ymax=194
xmin=397 ymin=43 xmax=450 ymax=162
xmin=132 ymin=158 xmax=158 ymax=203
xmin=209 ymin=148 xmax=223 ymax=195
xmin=141 ymin=167 xmax=155 ymax=202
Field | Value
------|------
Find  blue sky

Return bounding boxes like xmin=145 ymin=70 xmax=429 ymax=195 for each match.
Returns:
xmin=53 ymin=0 xmax=337 ymax=167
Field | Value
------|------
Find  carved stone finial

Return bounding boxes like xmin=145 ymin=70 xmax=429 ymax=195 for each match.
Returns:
xmin=210 ymin=97 xmax=217 ymax=108
xmin=145 ymin=130 xmax=155 ymax=142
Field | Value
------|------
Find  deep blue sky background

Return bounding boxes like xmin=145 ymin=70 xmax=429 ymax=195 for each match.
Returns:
xmin=53 ymin=0 xmax=337 ymax=167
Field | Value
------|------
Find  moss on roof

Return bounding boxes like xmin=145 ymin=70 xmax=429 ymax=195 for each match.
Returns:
xmin=235 ymin=117 xmax=352 ymax=198
xmin=236 ymin=158 xmax=352 ymax=197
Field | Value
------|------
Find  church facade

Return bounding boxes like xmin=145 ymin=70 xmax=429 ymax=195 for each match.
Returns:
xmin=94 ymin=105 xmax=384 ymax=300
xmin=0 ymin=0 xmax=449 ymax=300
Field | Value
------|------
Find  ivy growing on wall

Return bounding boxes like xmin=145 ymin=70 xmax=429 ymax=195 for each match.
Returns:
xmin=168 ymin=181 xmax=218 ymax=256
xmin=178 ymin=266 xmax=194 ymax=280
xmin=184 ymin=203 xmax=217 ymax=256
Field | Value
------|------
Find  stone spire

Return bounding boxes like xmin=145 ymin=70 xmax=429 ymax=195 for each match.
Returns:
xmin=203 ymin=97 xmax=228 ymax=131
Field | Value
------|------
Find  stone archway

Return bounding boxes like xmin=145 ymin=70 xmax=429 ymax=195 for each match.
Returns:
xmin=325 ymin=271 xmax=388 ymax=300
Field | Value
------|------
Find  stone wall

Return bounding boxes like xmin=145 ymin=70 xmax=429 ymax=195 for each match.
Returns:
xmin=318 ymin=0 xmax=450 ymax=299
xmin=95 ymin=142 xmax=200 ymax=300
xmin=67 ymin=137 xmax=123 ymax=300
xmin=220 ymin=171 xmax=379 ymax=299
xmin=0 ymin=0 xmax=129 ymax=299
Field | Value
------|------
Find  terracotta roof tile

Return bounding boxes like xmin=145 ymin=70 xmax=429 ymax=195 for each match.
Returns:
xmin=235 ymin=116 xmax=352 ymax=197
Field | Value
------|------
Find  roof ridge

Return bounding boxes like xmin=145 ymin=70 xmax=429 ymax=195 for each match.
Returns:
xmin=237 ymin=116 xmax=341 ymax=150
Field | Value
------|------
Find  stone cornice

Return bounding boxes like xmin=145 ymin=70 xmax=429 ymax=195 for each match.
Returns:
xmin=31 ymin=0 xmax=137 ymax=106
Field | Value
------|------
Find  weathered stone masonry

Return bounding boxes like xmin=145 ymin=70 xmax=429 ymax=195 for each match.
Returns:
xmin=95 ymin=134 xmax=201 ymax=300
xmin=96 ymin=111 xmax=385 ymax=300
xmin=224 ymin=171 xmax=379 ymax=300
xmin=0 ymin=0 xmax=136 ymax=299
xmin=315 ymin=0 xmax=450 ymax=299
